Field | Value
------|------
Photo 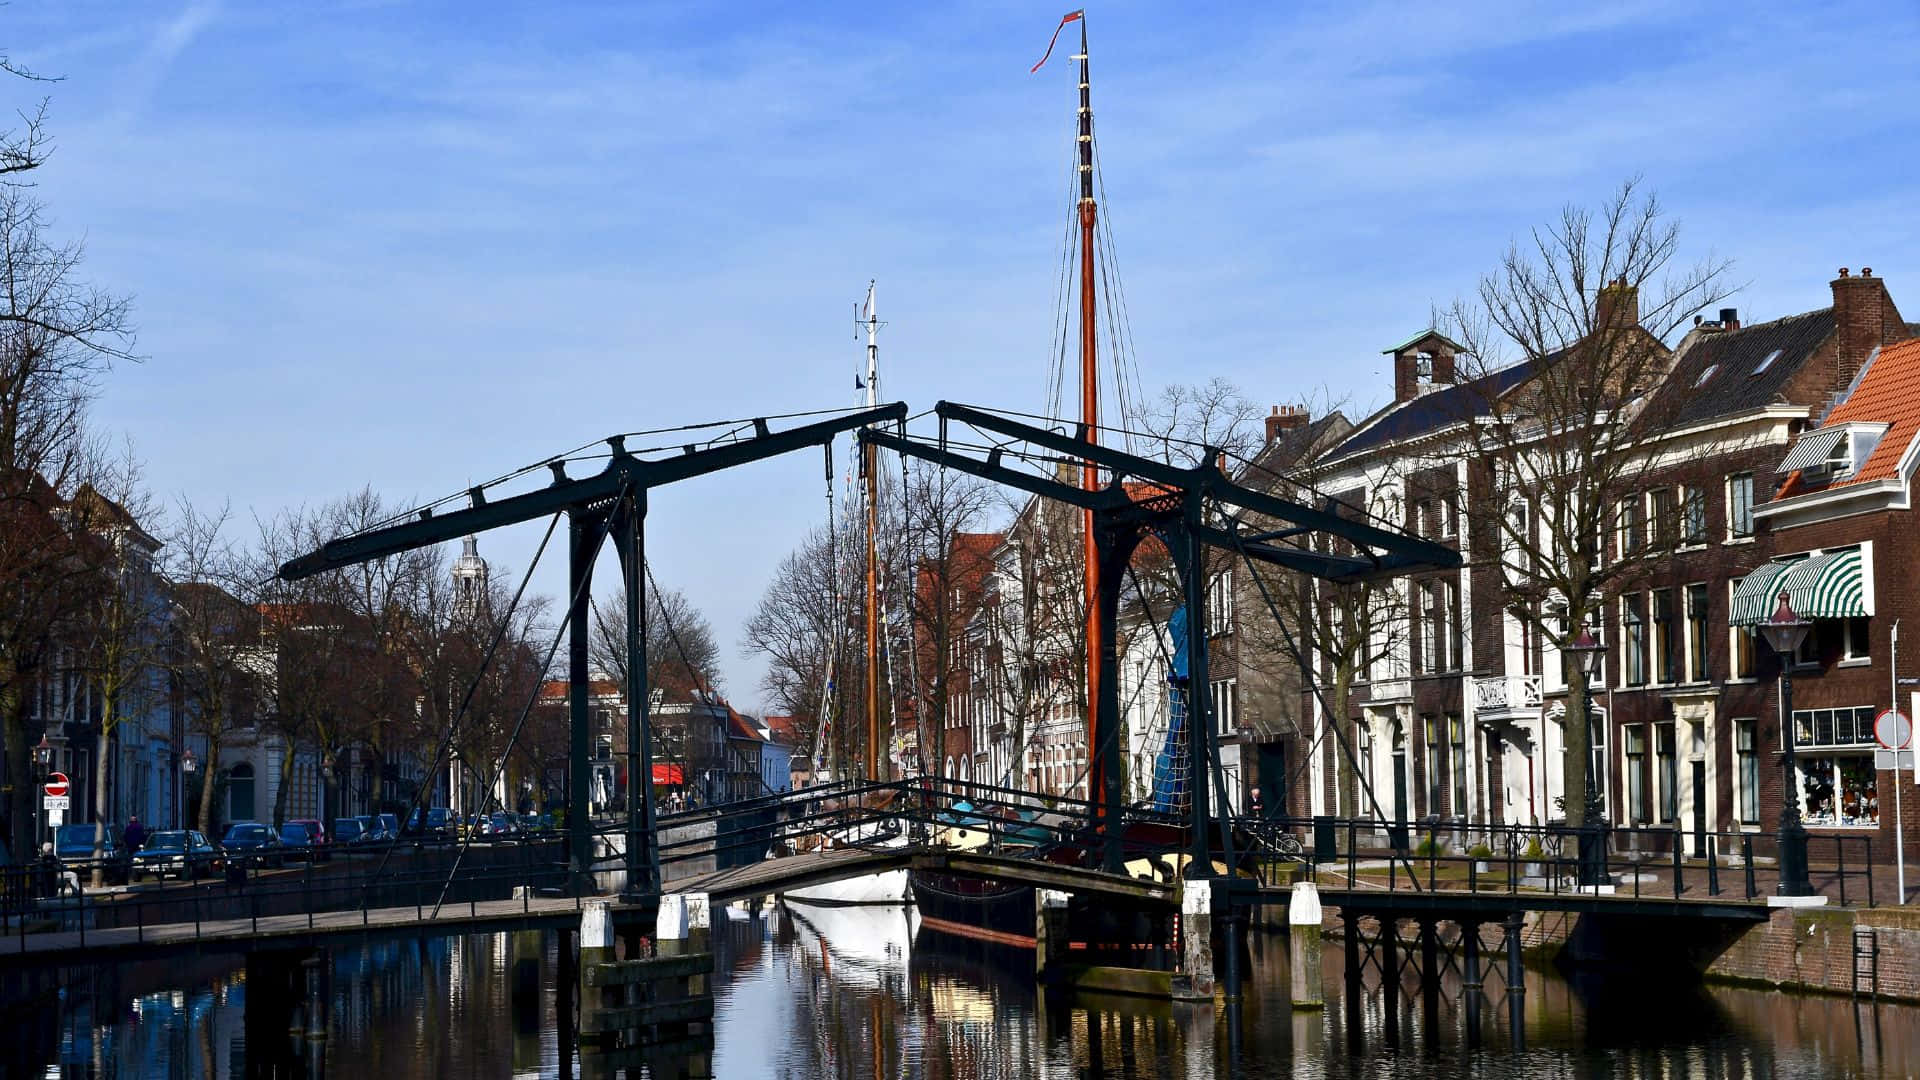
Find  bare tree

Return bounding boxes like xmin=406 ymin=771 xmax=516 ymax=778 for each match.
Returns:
xmin=897 ymin=463 xmax=996 ymax=779
xmin=163 ymin=501 xmax=259 ymax=834
xmin=0 ymin=52 xmax=55 ymax=179
xmin=0 ymin=180 xmax=134 ymax=855
xmin=1440 ymin=179 xmax=1735 ymax=828
xmin=591 ymin=582 xmax=723 ymax=700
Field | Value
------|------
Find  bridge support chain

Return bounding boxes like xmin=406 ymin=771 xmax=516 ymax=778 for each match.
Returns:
xmin=1461 ymin=919 xmax=1484 ymax=1050
xmin=1287 ymin=881 xmax=1323 ymax=1009
xmin=1504 ymin=911 xmax=1526 ymax=1051
xmin=1173 ymin=878 xmax=1216 ymax=1001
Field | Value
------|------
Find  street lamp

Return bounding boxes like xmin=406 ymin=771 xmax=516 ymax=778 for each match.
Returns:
xmin=179 ymin=748 xmax=197 ymax=830
xmin=1566 ymin=629 xmax=1610 ymax=886
xmin=1758 ymin=590 xmax=1814 ymax=897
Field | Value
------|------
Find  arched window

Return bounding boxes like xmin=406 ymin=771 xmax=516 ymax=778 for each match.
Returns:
xmin=944 ymin=755 xmax=955 ymax=779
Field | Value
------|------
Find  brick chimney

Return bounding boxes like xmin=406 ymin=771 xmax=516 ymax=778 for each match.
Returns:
xmin=1831 ymin=267 xmax=1902 ymax=382
xmin=1265 ymin=404 xmax=1309 ymax=445
xmin=1595 ymin=278 xmax=1640 ymax=330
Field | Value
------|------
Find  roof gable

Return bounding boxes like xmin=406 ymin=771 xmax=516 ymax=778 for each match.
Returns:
xmin=1778 ymin=337 xmax=1920 ymax=495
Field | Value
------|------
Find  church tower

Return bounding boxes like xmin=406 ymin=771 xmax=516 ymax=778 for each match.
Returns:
xmin=452 ymin=535 xmax=488 ymax=621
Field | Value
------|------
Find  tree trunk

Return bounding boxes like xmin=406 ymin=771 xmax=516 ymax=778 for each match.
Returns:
xmin=195 ymin=742 xmax=220 ymax=835
xmin=1564 ymin=672 xmax=1593 ymax=828
xmin=273 ymin=742 xmax=295 ymax=826
xmin=3 ymin=695 xmax=33 ymax=861
xmin=91 ymin=727 xmax=112 ymax=887
xmin=1328 ymin=675 xmax=1355 ymax=818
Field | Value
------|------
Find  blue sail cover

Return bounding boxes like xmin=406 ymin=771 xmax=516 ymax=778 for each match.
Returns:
xmin=1150 ymin=606 xmax=1197 ymax=813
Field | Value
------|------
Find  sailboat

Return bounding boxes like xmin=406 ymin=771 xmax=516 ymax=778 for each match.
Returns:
xmin=911 ymin=9 xmax=1128 ymax=950
xmin=785 ymin=281 xmax=916 ymax=908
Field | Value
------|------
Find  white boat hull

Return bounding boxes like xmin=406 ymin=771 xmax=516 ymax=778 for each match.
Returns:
xmin=785 ymin=867 xmax=912 ymax=906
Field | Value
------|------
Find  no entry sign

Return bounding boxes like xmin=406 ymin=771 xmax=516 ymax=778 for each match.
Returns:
xmin=42 ymin=772 xmax=69 ymax=798
xmin=1876 ymin=710 xmax=1913 ymax=750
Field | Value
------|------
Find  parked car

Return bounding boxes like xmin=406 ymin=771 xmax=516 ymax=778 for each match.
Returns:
xmin=220 ymin=823 xmax=285 ymax=867
xmin=54 ymin=823 xmax=128 ymax=884
xmin=482 ymin=812 xmax=521 ymax=841
xmin=279 ymin=821 xmax=329 ymax=862
xmin=133 ymin=830 xmax=220 ymax=881
xmin=518 ymin=812 xmax=554 ymax=836
xmin=333 ymin=817 xmax=375 ymax=847
xmin=405 ymin=807 xmax=455 ymax=841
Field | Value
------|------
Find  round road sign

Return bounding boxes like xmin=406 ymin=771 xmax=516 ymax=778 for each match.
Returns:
xmin=43 ymin=771 xmax=69 ymax=798
xmin=1875 ymin=710 xmax=1912 ymax=750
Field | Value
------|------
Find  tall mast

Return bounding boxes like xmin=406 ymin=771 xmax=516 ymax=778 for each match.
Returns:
xmin=1075 ymin=18 xmax=1103 ymax=806
xmin=862 ymin=281 xmax=882 ymax=781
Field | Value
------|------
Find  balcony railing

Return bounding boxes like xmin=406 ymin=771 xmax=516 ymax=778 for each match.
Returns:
xmin=1474 ymin=674 xmax=1543 ymax=713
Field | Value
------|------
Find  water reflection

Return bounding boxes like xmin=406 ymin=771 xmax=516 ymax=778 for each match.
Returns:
xmin=18 ymin=901 xmax=1915 ymax=1078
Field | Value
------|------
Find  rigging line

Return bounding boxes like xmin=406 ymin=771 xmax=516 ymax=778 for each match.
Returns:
xmin=430 ymin=495 xmax=627 ymax=916
xmin=354 ymin=510 xmax=565 ymax=901
xmin=1221 ymin=501 xmax=1427 ymax=891
xmin=1093 ymin=135 xmax=1150 ymax=454
xmin=1046 ymin=122 xmax=1080 ymax=424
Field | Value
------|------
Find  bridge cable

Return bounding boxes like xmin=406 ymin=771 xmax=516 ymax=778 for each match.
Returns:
xmin=429 ymin=494 xmax=627 ymax=916
xmin=1220 ymin=499 xmax=1426 ymax=891
xmin=353 ymin=510 xmax=564 ymax=907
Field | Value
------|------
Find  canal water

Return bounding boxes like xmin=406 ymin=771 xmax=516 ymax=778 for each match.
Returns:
xmin=14 ymin=902 xmax=1916 ymax=1078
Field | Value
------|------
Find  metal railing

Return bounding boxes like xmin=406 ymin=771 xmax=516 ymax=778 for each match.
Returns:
xmin=3 ymin=837 xmax=578 ymax=954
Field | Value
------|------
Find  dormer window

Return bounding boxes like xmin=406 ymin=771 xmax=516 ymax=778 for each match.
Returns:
xmin=1779 ymin=421 xmax=1890 ymax=483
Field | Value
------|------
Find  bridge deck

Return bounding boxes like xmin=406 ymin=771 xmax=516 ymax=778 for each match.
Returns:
xmin=666 ymin=846 xmax=1176 ymax=905
xmin=0 ymin=894 xmax=591 ymax=967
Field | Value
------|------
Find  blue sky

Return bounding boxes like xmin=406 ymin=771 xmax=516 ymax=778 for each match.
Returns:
xmin=11 ymin=1 xmax=1919 ymax=708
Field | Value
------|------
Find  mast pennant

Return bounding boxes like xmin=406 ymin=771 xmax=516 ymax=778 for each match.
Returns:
xmin=1030 ymin=9 xmax=1084 ymax=73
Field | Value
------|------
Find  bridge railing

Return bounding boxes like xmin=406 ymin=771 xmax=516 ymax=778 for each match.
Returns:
xmin=3 ymin=840 xmax=577 ymax=953
xmin=1235 ymin=814 xmax=1876 ymax=907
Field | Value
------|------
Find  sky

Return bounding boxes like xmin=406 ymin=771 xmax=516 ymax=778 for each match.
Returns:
xmin=9 ymin=1 xmax=1920 ymax=710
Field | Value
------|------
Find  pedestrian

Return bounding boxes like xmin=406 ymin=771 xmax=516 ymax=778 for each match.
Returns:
xmin=40 ymin=842 xmax=79 ymax=898
xmin=1249 ymin=786 xmax=1264 ymax=818
xmin=124 ymin=815 xmax=147 ymax=852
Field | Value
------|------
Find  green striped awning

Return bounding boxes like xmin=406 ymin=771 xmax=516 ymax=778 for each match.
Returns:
xmin=1730 ymin=549 xmax=1867 ymax=625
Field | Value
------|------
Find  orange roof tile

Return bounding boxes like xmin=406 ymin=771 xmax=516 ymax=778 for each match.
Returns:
xmin=1779 ymin=338 xmax=1920 ymax=496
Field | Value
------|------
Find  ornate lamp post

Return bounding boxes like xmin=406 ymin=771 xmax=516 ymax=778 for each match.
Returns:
xmin=1758 ymin=591 xmax=1814 ymax=897
xmin=1566 ymin=629 xmax=1610 ymax=886
xmin=179 ymin=748 xmax=197 ymax=830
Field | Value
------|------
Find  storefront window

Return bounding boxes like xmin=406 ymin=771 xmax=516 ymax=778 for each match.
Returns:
xmin=1797 ymin=755 xmax=1879 ymax=828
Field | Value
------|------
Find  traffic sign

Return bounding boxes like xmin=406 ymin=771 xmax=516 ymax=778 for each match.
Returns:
xmin=43 ymin=772 xmax=69 ymax=798
xmin=41 ymin=794 xmax=68 ymax=811
xmin=1875 ymin=710 xmax=1912 ymax=750
xmin=1876 ymin=749 xmax=1916 ymax=770
xmin=42 ymin=793 xmax=67 ymax=826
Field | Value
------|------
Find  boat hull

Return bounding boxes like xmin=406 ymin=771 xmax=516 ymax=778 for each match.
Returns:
xmin=909 ymin=870 xmax=1036 ymax=950
xmin=785 ymin=867 xmax=912 ymax=907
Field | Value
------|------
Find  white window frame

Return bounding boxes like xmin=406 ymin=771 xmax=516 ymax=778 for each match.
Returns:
xmin=1210 ymin=678 xmax=1237 ymax=736
xmin=1727 ymin=473 xmax=1755 ymax=539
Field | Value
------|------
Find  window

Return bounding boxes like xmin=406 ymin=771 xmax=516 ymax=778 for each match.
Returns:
xmin=1842 ymin=616 xmax=1870 ymax=662
xmin=1441 ymin=494 xmax=1458 ymax=539
xmin=1210 ymin=678 xmax=1237 ymax=736
xmin=1623 ymin=595 xmax=1648 ymax=686
xmin=1728 ymin=473 xmax=1754 ymax=537
xmin=1448 ymin=715 xmax=1467 ymax=818
xmin=1792 ymin=706 xmax=1877 ymax=750
xmin=1423 ymin=715 xmax=1444 ymax=816
xmin=1797 ymin=756 xmax=1879 ymax=828
xmin=1735 ymin=720 xmax=1759 ymax=825
xmin=1617 ymin=498 xmax=1645 ymax=555
xmin=1355 ymin=721 xmax=1375 ymax=809
xmin=1730 ymin=579 xmax=1757 ymax=678
xmin=1624 ymin=725 xmax=1648 ymax=824
xmin=1694 ymin=363 xmax=1719 ymax=387
xmin=1686 ymin=583 xmax=1710 ymax=682
xmin=1754 ymin=348 xmax=1782 ymax=375
xmin=1208 ymin=571 xmax=1235 ymax=636
xmin=1654 ymin=723 xmax=1677 ymax=823
xmin=1420 ymin=583 xmax=1439 ymax=674
xmin=1682 ymin=486 xmax=1707 ymax=545
xmin=1650 ymin=489 xmax=1677 ymax=549
xmin=1652 ymin=588 xmax=1678 ymax=683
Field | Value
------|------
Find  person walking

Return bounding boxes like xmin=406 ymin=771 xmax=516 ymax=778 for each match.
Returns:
xmin=124 ymin=815 xmax=147 ymax=852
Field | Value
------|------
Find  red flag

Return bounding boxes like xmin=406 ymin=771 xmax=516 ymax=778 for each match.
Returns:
xmin=1030 ymin=10 xmax=1084 ymax=73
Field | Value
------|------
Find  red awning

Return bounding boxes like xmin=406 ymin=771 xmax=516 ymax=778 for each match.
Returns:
xmin=652 ymin=764 xmax=684 ymax=786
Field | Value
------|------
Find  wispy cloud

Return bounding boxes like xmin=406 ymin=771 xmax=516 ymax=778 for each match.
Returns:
xmin=108 ymin=0 xmax=219 ymax=127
